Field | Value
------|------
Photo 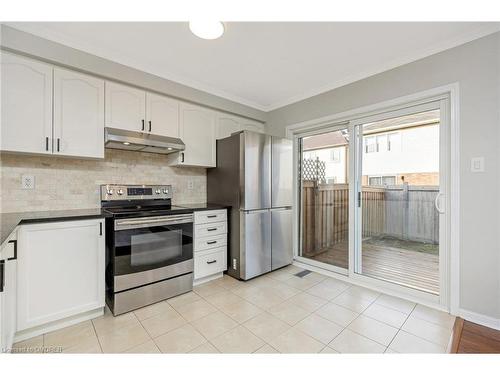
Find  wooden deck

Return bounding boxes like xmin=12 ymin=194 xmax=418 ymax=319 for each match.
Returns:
xmin=308 ymin=241 xmax=439 ymax=295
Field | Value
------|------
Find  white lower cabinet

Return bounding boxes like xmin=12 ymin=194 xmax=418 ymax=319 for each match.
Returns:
xmin=194 ymin=247 xmax=226 ymax=280
xmin=16 ymin=219 xmax=105 ymax=332
xmin=193 ymin=210 xmax=228 ymax=283
xmin=1 ymin=234 xmax=18 ymax=351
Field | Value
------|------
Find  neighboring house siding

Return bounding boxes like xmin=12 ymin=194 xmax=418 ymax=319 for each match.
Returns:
xmin=363 ymin=124 xmax=439 ymax=178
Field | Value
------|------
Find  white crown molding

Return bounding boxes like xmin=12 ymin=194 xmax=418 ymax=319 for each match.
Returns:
xmin=5 ymin=22 xmax=500 ymax=113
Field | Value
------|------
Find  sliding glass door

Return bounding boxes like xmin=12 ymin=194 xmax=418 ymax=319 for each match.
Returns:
xmin=295 ymin=98 xmax=449 ymax=300
xmin=353 ymin=102 xmax=445 ymax=295
xmin=298 ymin=126 xmax=350 ymax=271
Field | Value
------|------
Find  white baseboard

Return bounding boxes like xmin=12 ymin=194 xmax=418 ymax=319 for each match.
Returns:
xmin=193 ymin=272 xmax=224 ymax=286
xmin=14 ymin=307 xmax=104 ymax=343
xmin=459 ymin=308 xmax=500 ymax=330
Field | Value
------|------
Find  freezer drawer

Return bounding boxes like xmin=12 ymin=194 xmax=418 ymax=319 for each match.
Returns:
xmin=272 ymin=137 xmax=293 ymax=207
xmin=271 ymin=208 xmax=293 ymax=270
xmin=240 ymin=210 xmax=271 ymax=279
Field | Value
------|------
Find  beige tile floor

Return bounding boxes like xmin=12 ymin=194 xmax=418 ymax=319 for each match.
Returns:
xmin=12 ymin=265 xmax=455 ymax=354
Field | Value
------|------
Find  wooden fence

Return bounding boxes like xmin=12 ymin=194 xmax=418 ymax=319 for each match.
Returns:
xmin=302 ymin=181 xmax=439 ymax=257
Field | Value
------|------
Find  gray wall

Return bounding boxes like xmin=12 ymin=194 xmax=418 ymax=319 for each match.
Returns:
xmin=268 ymin=33 xmax=500 ymax=320
xmin=0 ymin=24 xmax=266 ymax=122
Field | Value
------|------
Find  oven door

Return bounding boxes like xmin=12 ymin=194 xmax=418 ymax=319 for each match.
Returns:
xmin=113 ymin=214 xmax=193 ymax=284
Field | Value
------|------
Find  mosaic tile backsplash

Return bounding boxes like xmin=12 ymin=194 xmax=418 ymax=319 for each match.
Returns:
xmin=0 ymin=149 xmax=207 ymax=213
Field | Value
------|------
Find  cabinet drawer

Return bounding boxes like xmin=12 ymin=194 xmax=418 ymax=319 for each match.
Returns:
xmin=194 ymin=247 xmax=226 ymax=280
xmin=194 ymin=209 xmax=227 ymax=225
xmin=195 ymin=221 xmax=227 ymax=238
xmin=195 ymin=234 xmax=227 ymax=252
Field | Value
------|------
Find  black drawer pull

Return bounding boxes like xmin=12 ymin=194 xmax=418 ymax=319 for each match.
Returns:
xmin=207 ymin=215 xmax=217 ymax=218
xmin=45 ymin=137 xmax=49 ymax=151
xmin=148 ymin=120 xmax=152 ymax=132
xmin=142 ymin=119 xmax=145 ymax=131
xmin=206 ymin=260 xmax=217 ymax=264
xmin=207 ymin=228 xmax=217 ymax=232
xmin=57 ymin=138 xmax=60 ymax=152
xmin=207 ymin=241 xmax=217 ymax=245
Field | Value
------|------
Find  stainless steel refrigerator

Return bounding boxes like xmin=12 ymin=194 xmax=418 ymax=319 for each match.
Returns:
xmin=207 ymin=131 xmax=293 ymax=280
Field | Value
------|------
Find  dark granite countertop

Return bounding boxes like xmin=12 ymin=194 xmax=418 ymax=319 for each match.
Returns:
xmin=0 ymin=208 xmax=109 ymax=246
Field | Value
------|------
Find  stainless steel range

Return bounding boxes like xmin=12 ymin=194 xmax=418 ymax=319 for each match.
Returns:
xmin=101 ymin=184 xmax=194 ymax=316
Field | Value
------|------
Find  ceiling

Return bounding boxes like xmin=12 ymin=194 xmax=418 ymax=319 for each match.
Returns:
xmin=6 ymin=22 xmax=500 ymax=111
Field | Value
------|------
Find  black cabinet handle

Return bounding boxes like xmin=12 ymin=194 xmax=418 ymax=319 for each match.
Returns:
xmin=142 ymin=119 xmax=145 ymax=131
xmin=207 ymin=228 xmax=217 ymax=232
xmin=207 ymin=215 xmax=217 ymax=218
xmin=0 ymin=261 xmax=4 ymax=293
xmin=7 ymin=240 xmax=17 ymax=261
xmin=45 ymin=137 xmax=49 ymax=151
xmin=181 ymin=152 xmax=184 ymax=163
xmin=206 ymin=260 xmax=217 ymax=264
xmin=207 ymin=241 xmax=217 ymax=245
xmin=99 ymin=222 xmax=103 ymax=236
xmin=148 ymin=120 xmax=152 ymax=132
xmin=57 ymin=138 xmax=60 ymax=152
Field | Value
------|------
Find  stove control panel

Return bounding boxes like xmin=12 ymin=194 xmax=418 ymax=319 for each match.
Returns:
xmin=101 ymin=184 xmax=173 ymax=201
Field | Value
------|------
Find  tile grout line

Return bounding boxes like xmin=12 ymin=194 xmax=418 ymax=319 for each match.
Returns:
xmin=90 ymin=318 xmax=104 ymax=354
xmin=134 ymin=310 xmax=163 ymax=353
xmin=384 ymin=303 xmax=417 ymax=353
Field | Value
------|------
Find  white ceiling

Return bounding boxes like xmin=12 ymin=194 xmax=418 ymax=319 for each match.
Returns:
xmin=6 ymin=22 xmax=500 ymax=111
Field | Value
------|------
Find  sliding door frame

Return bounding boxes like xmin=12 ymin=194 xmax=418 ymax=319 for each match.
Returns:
xmin=350 ymin=99 xmax=448 ymax=307
xmin=287 ymin=83 xmax=460 ymax=314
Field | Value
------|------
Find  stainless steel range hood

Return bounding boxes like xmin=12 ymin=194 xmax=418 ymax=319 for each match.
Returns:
xmin=105 ymin=128 xmax=185 ymax=155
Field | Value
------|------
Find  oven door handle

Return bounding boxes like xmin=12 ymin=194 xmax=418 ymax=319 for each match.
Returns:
xmin=114 ymin=214 xmax=194 ymax=231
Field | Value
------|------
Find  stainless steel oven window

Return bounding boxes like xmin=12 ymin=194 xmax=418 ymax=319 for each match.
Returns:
xmin=130 ymin=229 xmax=182 ymax=266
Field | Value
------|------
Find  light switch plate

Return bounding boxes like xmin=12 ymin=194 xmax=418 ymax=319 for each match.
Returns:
xmin=21 ymin=175 xmax=35 ymax=189
xmin=470 ymin=157 xmax=485 ymax=173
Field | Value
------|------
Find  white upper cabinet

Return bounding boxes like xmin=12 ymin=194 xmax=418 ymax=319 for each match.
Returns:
xmin=215 ymin=113 xmax=241 ymax=139
xmin=145 ymin=92 xmax=179 ymax=138
xmin=169 ymin=103 xmax=216 ymax=167
xmin=215 ymin=112 xmax=265 ymax=140
xmin=53 ymin=68 xmax=105 ymax=158
xmin=1 ymin=52 xmax=53 ymax=154
xmin=240 ymin=118 xmax=266 ymax=133
xmin=105 ymin=81 xmax=146 ymax=132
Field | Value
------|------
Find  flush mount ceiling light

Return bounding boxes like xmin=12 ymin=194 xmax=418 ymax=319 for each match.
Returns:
xmin=189 ymin=21 xmax=224 ymax=40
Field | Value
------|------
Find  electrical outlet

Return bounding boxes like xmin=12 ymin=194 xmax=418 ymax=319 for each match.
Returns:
xmin=187 ymin=180 xmax=194 ymax=190
xmin=21 ymin=175 xmax=35 ymax=189
xmin=232 ymin=258 xmax=237 ymax=270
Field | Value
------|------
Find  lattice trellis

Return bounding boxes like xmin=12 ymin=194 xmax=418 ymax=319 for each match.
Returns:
xmin=301 ymin=157 xmax=326 ymax=182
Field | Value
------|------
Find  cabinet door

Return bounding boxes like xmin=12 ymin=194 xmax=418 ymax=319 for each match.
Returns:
xmin=215 ymin=113 xmax=241 ymax=140
xmin=105 ymin=81 xmax=145 ymax=132
xmin=145 ymin=92 xmax=179 ymax=138
xmin=53 ymin=68 xmax=105 ymax=158
xmin=178 ymin=103 xmax=216 ymax=167
xmin=17 ymin=220 xmax=105 ymax=331
xmin=0 ymin=257 xmax=17 ymax=351
xmin=1 ymin=52 xmax=53 ymax=154
xmin=240 ymin=118 xmax=265 ymax=134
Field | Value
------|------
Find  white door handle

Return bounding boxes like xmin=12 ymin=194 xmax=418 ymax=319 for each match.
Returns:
xmin=434 ymin=192 xmax=445 ymax=214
